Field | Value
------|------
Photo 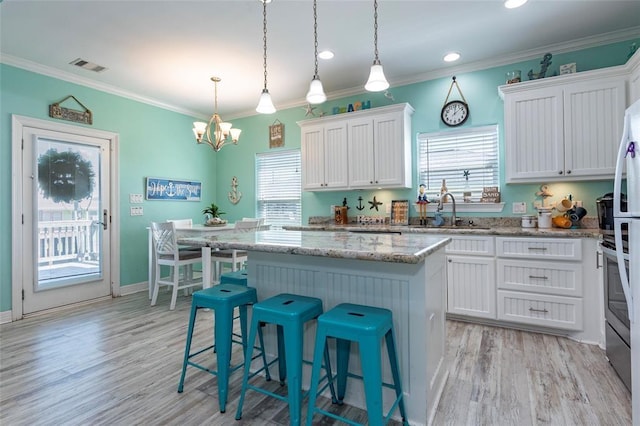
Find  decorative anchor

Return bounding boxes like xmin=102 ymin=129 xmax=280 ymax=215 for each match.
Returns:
xmin=356 ymin=196 xmax=365 ymax=211
xmin=368 ymin=196 xmax=383 ymax=211
xmin=528 ymin=53 xmax=552 ymax=80
xmin=228 ymin=176 xmax=242 ymax=204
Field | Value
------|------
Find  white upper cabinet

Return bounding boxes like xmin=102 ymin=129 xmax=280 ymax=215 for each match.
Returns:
xmin=300 ymin=122 xmax=348 ymax=190
xmin=500 ymin=68 xmax=627 ymax=183
xmin=298 ymin=103 xmax=413 ymax=191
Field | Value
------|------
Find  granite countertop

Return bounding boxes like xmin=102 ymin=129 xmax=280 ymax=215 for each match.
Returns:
xmin=283 ymin=224 xmax=603 ymax=239
xmin=179 ymin=230 xmax=451 ymax=264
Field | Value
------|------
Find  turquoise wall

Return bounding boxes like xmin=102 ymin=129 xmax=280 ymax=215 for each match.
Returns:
xmin=1 ymin=38 xmax=637 ymax=312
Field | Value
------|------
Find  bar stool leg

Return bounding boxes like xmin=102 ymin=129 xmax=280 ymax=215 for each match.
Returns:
xmin=360 ymin=338 xmax=384 ymax=426
xmin=336 ymin=338 xmax=351 ymax=403
xmin=385 ymin=329 xmax=408 ymax=422
xmin=177 ymin=302 xmax=199 ymax=393
xmin=305 ymin=325 xmax=328 ymax=426
xmin=283 ymin=322 xmax=305 ymax=426
xmin=277 ymin=325 xmax=287 ymax=385
xmin=235 ymin=315 xmax=259 ymax=420
xmin=214 ymin=304 xmax=234 ymax=413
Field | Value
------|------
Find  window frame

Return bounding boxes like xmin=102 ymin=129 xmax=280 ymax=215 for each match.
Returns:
xmin=255 ymin=149 xmax=302 ymax=229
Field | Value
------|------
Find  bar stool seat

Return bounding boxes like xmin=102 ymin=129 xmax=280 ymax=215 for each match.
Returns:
xmin=306 ymin=303 xmax=408 ymax=426
xmin=235 ymin=293 xmax=336 ymax=426
xmin=219 ymin=269 xmax=248 ymax=286
xmin=177 ymin=284 xmax=269 ymax=414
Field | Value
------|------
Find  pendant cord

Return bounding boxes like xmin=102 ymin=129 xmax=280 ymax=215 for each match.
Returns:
xmin=313 ymin=0 xmax=319 ymax=78
xmin=372 ymin=0 xmax=380 ymax=64
xmin=262 ymin=0 xmax=268 ymax=90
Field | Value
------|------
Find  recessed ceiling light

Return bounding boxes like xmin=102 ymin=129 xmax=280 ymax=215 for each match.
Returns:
xmin=504 ymin=0 xmax=528 ymax=9
xmin=443 ymin=52 xmax=460 ymax=62
xmin=318 ymin=50 xmax=334 ymax=60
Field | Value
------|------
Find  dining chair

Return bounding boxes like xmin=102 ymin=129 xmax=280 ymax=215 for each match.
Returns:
xmin=150 ymin=221 xmax=204 ymax=310
xmin=210 ymin=219 xmax=261 ymax=284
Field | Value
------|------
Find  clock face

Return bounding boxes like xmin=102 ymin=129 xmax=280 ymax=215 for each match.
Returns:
xmin=441 ymin=100 xmax=469 ymax=127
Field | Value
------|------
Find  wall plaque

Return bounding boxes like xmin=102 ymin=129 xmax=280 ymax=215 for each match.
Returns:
xmin=49 ymin=95 xmax=93 ymax=125
xmin=269 ymin=119 xmax=284 ymax=148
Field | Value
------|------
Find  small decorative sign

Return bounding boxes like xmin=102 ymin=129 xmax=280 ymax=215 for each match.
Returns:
xmin=559 ymin=63 xmax=576 ymax=75
xmin=390 ymin=200 xmax=409 ymax=225
xmin=145 ymin=177 xmax=201 ymax=201
xmin=49 ymin=95 xmax=93 ymax=125
xmin=481 ymin=186 xmax=501 ymax=203
xmin=332 ymin=100 xmax=371 ymax=115
xmin=269 ymin=119 xmax=284 ymax=148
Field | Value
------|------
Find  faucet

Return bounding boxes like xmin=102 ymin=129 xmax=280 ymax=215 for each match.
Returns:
xmin=437 ymin=192 xmax=459 ymax=226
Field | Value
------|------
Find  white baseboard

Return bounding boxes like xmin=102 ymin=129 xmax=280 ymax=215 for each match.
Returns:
xmin=0 ymin=310 xmax=13 ymax=324
xmin=120 ymin=281 xmax=149 ymax=296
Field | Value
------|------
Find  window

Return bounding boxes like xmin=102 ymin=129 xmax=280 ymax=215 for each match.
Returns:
xmin=417 ymin=125 xmax=499 ymax=201
xmin=256 ymin=150 xmax=301 ymax=229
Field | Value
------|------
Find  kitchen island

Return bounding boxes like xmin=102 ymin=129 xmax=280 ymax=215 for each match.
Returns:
xmin=180 ymin=230 xmax=450 ymax=426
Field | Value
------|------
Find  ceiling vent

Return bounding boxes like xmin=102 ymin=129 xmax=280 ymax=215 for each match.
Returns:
xmin=69 ymin=58 xmax=107 ymax=73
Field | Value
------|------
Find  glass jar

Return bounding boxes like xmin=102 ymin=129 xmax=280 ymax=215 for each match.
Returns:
xmin=506 ymin=70 xmax=521 ymax=84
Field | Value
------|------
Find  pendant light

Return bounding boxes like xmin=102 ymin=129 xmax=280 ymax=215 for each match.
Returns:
xmin=364 ymin=0 xmax=389 ymax=92
xmin=305 ymin=0 xmax=326 ymax=104
xmin=256 ymin=0 xmax=276 ymax=114
xmin=192 ymin=77 xmax=241 ymax=152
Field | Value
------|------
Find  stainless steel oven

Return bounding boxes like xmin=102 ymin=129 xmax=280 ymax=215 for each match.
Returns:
xmin=601 ymin=236 xmax=631 ymax=392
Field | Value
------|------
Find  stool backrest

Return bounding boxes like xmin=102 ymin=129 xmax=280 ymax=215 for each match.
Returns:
xmin=151 ymin=221 xmax=178 ymax=258
xmin=167 ymin=218 xmax=193 ymax=228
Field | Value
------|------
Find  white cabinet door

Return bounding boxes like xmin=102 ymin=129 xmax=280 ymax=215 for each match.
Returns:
xmin=301 ymin=123 xmax=348 ymax=191
xmin=373 ymin=112 xmax=407 ymax=187
xmin=348 ymin=117 xmax=375 ymax=188
xmin=301 ymin=125 xmax=325 ymax=190
xmin=504 ymin=86 xmax=564 ymax=182
xmin=563 ymin=78 xmax=626 ymax=178
xmin=447 ymin=255 xmax=496 ymax=319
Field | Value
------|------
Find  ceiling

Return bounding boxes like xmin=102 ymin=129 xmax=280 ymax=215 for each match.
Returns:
xmin=1 ymin=0 xmax=639 ymax=120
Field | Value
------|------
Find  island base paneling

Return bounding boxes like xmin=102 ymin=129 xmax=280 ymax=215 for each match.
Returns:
xmin=246 ymin=250 xmax=448 ymax=426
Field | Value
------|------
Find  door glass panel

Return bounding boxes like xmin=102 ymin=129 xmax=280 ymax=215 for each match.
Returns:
xmin=35 ymin=137 xmax=103 ymax=290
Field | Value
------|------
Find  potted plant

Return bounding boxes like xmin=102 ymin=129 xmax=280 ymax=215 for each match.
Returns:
xmin=202 ymin=203 xmax=227 ymax=226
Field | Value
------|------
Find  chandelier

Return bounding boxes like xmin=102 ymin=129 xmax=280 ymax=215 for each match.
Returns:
xmin=192 ymin=76 xmax=241 ymax=152
xmin=305 ymin=0 xmax=326 ymax=104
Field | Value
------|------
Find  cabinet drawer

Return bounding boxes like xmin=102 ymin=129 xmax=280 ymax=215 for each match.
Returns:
xmin=497 ymin=259 xmax=583 ymax=297
xmin=446 ymin=236 xmax=495 ymax=256
xmin=496 ymin=237 xmax=581 ymax=261
xmin=497 ymin=290 xmax=583 ymax=331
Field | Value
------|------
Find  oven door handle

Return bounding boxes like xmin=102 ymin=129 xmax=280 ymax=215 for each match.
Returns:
xmin=614 ymin=218 xmax=633 ymax=322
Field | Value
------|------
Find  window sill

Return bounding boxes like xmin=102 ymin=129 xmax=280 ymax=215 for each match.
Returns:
xmin=414 ymin=202 xmax=505 ymax=214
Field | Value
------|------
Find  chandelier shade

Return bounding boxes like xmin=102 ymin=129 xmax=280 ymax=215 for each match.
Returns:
xmin=256 ymin=89 xmax=276 ymax=114
xmin=193 ymin=77 xmax=240 ymax=152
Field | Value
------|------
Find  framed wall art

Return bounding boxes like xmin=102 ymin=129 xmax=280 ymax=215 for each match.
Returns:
xmin=145 ymin=177 xmax=202 ymax=201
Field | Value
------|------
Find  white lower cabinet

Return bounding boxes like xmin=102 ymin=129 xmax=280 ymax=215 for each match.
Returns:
xmin=495 ymin=237 xmax=584 ymax=331
xmin=445 ymin=236 xmax=496 ymax=319
xmin=445 ymin=235 xmax=602 ymax=344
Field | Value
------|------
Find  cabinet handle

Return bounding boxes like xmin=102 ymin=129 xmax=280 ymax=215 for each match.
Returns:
xmin=596 ymin=251 xmax=602 ymax=269
xmin=566 ymin=170 xmax=571 ymax=174
xmin=370 ymin=181 xmax=373 ymax=184
xmin=528 ymin=307 xmax=549 ymax=313
xmin=527 ymin=247 xmax=548 ymax=251
xmin=559 ymin=171 xmax=563 ymax=175
xmin=528 ymin=275 xmax=548 ymax=280
xmin=448 ymin=259 xmax=452 ymax=263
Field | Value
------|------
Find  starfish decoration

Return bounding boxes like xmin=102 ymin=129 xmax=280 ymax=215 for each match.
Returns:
xmin=303 ymin=104 xmax=317 ymax=117
xmin=368 ymin=196 xmax=383 ymax=211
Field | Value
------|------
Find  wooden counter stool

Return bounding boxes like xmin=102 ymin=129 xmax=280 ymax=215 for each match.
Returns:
xmin=177 ymin=284 xmax=269 ymax=414
xmin=306 ymin=303 xmax=408 ymax=426
xmin=235 ymin=293 xmax=337 ymax=426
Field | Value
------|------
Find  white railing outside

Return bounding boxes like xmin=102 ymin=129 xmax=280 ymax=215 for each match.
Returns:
xmin=38 ymin=220 xmax=100 ymax=266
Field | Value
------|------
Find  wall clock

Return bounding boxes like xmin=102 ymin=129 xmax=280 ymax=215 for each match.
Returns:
xmin=441 ymin=76 xmax=470 ymax=127
xmin=441 ymin=100 xmax=469 ymax=127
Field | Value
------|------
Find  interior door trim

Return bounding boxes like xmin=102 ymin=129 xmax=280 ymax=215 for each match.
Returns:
xmin=11 ymin=115 xmax=120 ymax=321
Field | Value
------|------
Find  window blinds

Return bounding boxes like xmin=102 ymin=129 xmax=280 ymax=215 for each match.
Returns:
xmin=256 ymin=150 xmax=301 ymax=229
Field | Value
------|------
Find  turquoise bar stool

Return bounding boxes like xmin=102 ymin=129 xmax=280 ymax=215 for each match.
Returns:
xmin=177 ymin=284 xmax=270 ymax=413
xmin=235 ymin=293 xmax=337 ymax=426
xmin=219 ymin=269 xmax=248 ymax=286
xmin=306 ymin=303 xmax=408 ymax=426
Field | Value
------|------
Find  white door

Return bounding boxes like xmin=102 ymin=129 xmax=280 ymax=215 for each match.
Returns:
xmin=20 ymin=126 xmax=112 ymax=314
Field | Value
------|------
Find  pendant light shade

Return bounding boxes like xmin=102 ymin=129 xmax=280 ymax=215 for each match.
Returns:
xmin=365 ymin=63 xmax=389 ymax=92
xmin=305 ymin=0 xmax=326 ymax=104
xmin=306 ymin=77 xmax=327 ymax=104
xmin=364 ymin=0 xmax=389 ymax=92
xmin=256 ymin=89 xmax=276 ymax=114
xmin=256 ymin=0 xmax=276 ymax=114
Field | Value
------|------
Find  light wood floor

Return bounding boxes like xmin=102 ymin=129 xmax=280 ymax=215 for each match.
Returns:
xmin=0 ymin=291 xmax=632 ymax=426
